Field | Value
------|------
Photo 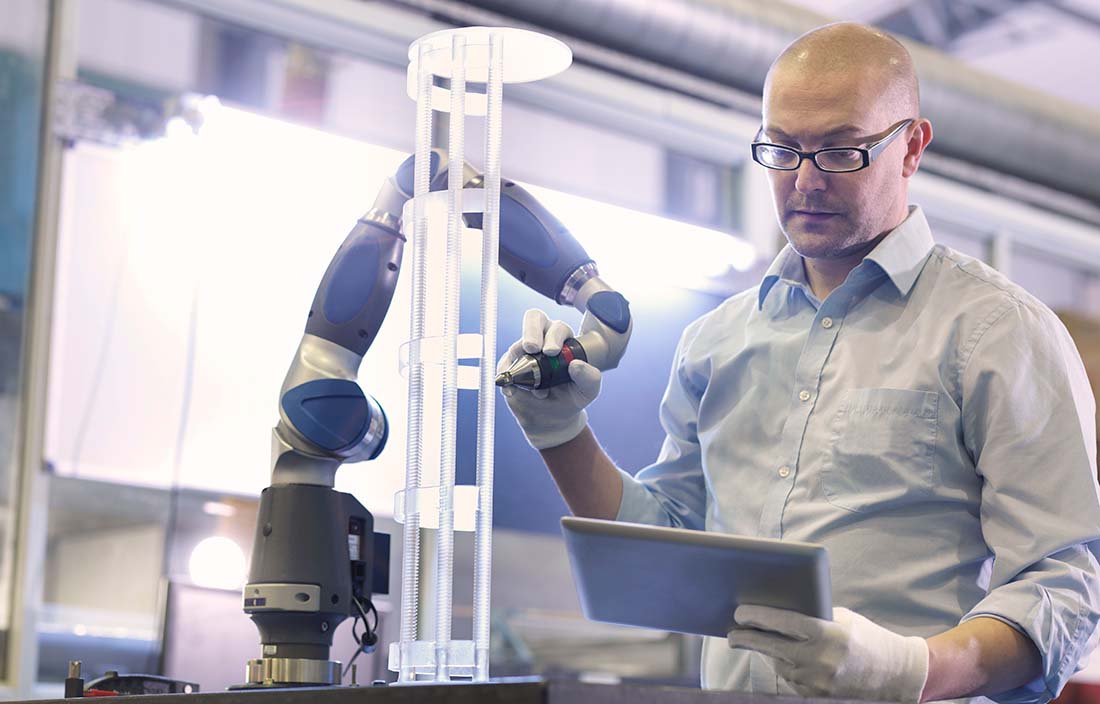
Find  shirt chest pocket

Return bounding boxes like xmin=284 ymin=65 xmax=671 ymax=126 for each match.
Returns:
xmin=823 ymin=387 xmax=940 ymax=513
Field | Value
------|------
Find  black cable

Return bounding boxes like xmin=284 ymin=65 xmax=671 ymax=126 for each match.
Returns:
xmin=341 ymin=597 xmax=381 ymax=681
xmin=355 ymin=596 xmax=378 ymax=635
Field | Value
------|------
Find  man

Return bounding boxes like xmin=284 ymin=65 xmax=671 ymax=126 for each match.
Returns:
xmin=498 ymin=22 xmax=1100 ymax=704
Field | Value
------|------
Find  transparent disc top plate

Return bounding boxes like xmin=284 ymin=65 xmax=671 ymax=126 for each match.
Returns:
xmin=407 ymin=26 xmax=572 ymax=84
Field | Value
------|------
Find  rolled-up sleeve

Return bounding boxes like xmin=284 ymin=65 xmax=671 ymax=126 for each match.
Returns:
xmin=960 ymin=297 xmax=1100 ymax=703
xmin=616 ymin=321 xmax=709 ymax=530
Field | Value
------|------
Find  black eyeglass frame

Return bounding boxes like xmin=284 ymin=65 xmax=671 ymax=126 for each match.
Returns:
xmin=750 ymin=118 xmax=916 ymax=173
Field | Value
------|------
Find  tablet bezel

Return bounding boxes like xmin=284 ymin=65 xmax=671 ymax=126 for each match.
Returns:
xmin=561 ymin=516 xmax=832 ymax=638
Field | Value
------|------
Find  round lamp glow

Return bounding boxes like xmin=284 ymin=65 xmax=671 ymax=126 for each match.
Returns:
xmin=188 ymin=536 xmax=246 ymax=590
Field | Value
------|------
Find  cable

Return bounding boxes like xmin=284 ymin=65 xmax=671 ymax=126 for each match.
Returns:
xmin=341 ymin=596 xmax=380 ymax=681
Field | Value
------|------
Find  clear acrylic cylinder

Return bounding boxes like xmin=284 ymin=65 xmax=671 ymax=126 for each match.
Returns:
xmin=390 ymin=27 xmax=571 ymax=683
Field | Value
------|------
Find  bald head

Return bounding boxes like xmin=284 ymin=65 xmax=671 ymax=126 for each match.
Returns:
xmin=757 ymin=23 xmax=933 ymax=272
xmin=766 ymin=22 xmax=919 ymax=124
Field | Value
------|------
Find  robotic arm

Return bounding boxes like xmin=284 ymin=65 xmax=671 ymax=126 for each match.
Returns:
xmin=241 ymin=150 xmax=632 ymax=687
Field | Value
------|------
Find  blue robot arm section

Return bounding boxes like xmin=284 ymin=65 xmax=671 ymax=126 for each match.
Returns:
xmin=303 ymin=218 xmax=404 ymax=358
xmin=467 ymin=178 xmax=632 ymax=370
xmin=479 ymin=179 xmax=633 ymax=372
xmin=270 ymin=158 xmax=427 ymax=486
xmin=465 ymin=181 xmax=590 ymax=303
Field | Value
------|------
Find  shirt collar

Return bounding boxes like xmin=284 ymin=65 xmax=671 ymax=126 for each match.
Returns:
xmin=757 ymin=244 xmax=805 ymax=310
xmin=864 ymin=205 xmax=935 ymax=297
xmin=757 ymin=205 xmax=935 ymax=310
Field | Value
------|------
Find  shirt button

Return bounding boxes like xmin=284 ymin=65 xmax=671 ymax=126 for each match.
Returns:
xmin=799 ymin=390 xmax=811 ymax=402
xmin=822 ymin=317 xmax=834 ymax=329
xmin=778 ymin=466 xmax=791 ymax=478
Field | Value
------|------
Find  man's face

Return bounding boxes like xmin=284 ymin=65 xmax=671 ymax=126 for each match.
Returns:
xmin=761 ymin=66 xmax=911 ymax=261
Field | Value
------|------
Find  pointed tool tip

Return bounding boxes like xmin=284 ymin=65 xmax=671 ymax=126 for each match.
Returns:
xmin=495 ymin=372 xmax=511 ymax=387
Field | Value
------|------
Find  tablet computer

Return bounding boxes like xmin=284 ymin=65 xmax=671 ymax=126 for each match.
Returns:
xmin=561 ymin=517 xmax=831 ymax=638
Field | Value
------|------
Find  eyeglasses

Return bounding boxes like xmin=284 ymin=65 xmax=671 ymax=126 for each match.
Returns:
xmin=750 ymin=119 xmax=915 ymax=173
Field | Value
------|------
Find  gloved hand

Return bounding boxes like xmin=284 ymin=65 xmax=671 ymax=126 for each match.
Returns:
xmin=727 ymin=605 xmax=929 ymax=704
xmin=497 ymin=309 xmax=601 ymax=450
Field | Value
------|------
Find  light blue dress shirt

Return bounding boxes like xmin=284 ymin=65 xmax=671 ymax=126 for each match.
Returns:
xmin=616 ymin=206 xmax=1100 ymax=703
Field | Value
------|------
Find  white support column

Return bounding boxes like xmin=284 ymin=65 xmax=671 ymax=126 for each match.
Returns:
xmin=5 ymin=0 xmax=79 ymax=696
xmin=390 ymin=27 xmax=570 ymax=683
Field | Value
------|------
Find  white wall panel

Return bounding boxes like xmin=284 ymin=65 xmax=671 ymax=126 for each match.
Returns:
xmin=78 ymin=0 xmax=200 ymax=91
xmin=500 ymin=102 xmax=665 ymax=214
xmin=1012 ymin=248 xmax=1091 ymax=314
xmin=323 ymin=57 xmax=415 ymax=153
xmin=0 ymin=1 xmax=47 ymax=54
xmin=46 ymin=524 xmax=164 ymax=614
xmin=46 ymin=143 xmax=193 ymax=487
xmin=45 ymin=109 xmax=413 ymax=512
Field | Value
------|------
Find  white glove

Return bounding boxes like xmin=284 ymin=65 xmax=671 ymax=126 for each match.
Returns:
xmin=727 ymin=605 xmax=929 ymax=704
xmin=497 ymin=309 xmax=601 ymax=450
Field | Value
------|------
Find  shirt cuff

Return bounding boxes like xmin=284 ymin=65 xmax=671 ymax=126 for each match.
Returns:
xmin=961 ymin=583 xmax=1089 ymax=704
xmin=615 ymin=467 xmax=674 ymax=527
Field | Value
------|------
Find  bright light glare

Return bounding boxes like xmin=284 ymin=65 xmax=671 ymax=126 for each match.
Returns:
xmin=197 ymin=94 xmax=222 ymax=116
xmin=136 ymin=100 xmax=751 ymax=308
xmin=524 ymin=185 xmax=757 ymax=290
xmin=163 ymin=116 xmax=196 ymax=140
xmin=202 ymin=501 xmax=237 ymax=517
xmin=191 ymin=100 xmax=754 ymax=292
xmin=188 ymin=536 xmax=246 ymax=590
